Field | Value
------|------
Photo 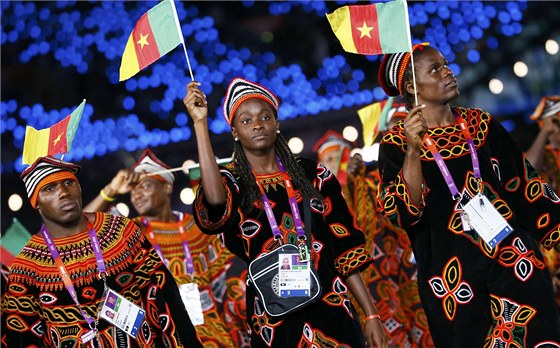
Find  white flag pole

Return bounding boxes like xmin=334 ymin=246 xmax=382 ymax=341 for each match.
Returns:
xmin=402 ymin=0 xmax=418 ymax=106
xmin=145 ymin=166 xmax=186 ymax=176
xmin=170 ymin=0 xmax=195 ymax=81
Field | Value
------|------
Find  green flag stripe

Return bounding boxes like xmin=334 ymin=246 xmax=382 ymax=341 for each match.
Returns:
xmin=66 ymin=99 xmax=86 ymax=151
xmin=377 ymin=0 xmax=410 ymax=53
xmin=148 ymin=0 xmax=182 ymax=56
xmin=0 ymin=218 xmax=32 ymax=256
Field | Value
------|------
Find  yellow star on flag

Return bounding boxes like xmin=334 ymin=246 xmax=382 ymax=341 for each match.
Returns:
xmin=52 ymin=132 xmax=63 ymax=145
xmin=356 ymin=21 xmax=374 ymax=39
xmin=137 ymin=33 xmax=150 ymax=48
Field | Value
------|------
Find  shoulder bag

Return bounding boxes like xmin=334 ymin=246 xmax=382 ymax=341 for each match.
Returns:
xmin=247 ymin=202 xmax=322 ymax=317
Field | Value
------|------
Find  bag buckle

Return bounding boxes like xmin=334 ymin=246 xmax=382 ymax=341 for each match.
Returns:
xmin=298 ymin=242 xmax=309 ymax=263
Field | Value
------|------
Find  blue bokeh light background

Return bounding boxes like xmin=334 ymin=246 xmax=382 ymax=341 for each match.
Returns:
xmin=3 ymin=0 xmax=552 ymax=174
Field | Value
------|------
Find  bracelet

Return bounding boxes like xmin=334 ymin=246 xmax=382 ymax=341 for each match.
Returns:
xmin=364 ymin=314 xmax=381 ymax=322
xmin=99 ymin=189 xmax=116 ymax=202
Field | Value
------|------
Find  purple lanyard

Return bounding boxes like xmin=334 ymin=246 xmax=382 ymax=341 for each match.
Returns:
xmin=141 ymin=217 xmax=195 ymax=275
xmin=254 ymin=157 xmax=306 ymax=242
xmin=423 ymin=114 xmax=481 ymax=199
xmin=40 ymin=216 xmax=106 ymax=329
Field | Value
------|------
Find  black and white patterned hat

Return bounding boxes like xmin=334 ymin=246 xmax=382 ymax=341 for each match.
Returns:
xmin=21 ymin=156 xmax=81 ymax=207
xmin=378 ymin=43 xmax=430 ymax=97
xmin=223 ymin=77 xmax=279 ymax=126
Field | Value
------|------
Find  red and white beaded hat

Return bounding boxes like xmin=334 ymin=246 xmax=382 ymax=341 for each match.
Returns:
xmin=132 ymin=148 xmax=175 ymax=184
xmin=223 ymin=77 xmax=280 ymax=126
xmin=530 ymin=96 xmax=560 ymax=121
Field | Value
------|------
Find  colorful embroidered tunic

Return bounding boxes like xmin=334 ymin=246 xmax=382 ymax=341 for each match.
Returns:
xmin=343 ymin=172 xmax=434 ymax=347
xmin=194 ymin=157 xmax=372 ymax=347
xmin=539 ymin=145 xmax=560 ymax=195
xmin=377 ymin=107 xmax=560 ymax=347
xmin=538 ymin=145 xmax=560 ymax=310
xmin=133 ymin=212 xmax=249 ymax=348
xmin=1 ymin=212 xmax=201 ymax=348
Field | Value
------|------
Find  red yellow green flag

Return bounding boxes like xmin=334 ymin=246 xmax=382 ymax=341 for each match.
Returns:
xmin=22 ymin=99 xmax=86 ymax=165
xmin=120 ymin=0 xmax=183 ymax=81
xmin=357 ymin=97 xmax=394 ymax=146
xmin=326 ymin=0 xmax=411 ymax=55
xmin=0 ymin=218 xmax=31 ymax=266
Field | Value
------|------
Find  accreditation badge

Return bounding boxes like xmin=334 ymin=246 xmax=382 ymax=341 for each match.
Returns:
xmin=100 ymin=288 xmax=145 ymax=338
xmin=179 ymin=283 xmax=204 ymax=326
xmin=462 ymin=192 xmax=514 ymax=249
xmin=278 ymin=253 xmax=311 ymax=297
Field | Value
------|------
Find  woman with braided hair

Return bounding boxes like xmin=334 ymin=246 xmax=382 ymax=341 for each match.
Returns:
xmin=376 ymin=43 xmax=560 ymax=346
xmin=184 ymin=78 xmax=387 ymax=347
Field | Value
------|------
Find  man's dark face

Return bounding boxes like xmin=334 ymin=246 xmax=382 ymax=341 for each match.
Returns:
xmin=130 ymin=177 xmax=170 ymax=216
xmin=36 ymin=178 xmax=83 ymax=225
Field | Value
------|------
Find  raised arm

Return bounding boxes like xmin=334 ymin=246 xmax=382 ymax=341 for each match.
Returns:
xmin=525 ymin=116 xmax=555 ymax=171
xmin=83 ymin=169 xmax=141 ymax=212
xmin=183 ymin=82 xmax=226 ymax=206
xmin=346 ymin=153 xmax=366 ymax=182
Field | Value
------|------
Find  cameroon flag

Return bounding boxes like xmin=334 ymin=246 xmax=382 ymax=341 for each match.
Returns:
xmin=326 ymin=0 xmax=411 ymax=55
xmin=0 ymin=218 xmax=32 ymax=266
xmin=22 ymin=99 xmax=86 ymax=165
xmin=119 ymin=0 xmax=183 ymax=81
xmin=357 ymin=97 xmax=394 ymax=146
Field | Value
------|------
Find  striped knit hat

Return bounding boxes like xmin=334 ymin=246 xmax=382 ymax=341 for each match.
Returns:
xmin=223 ymin=77 xmax=280 ymax=126
xmin=132 ymin=149 xmax=175 ymax=184
xmin=378 ymin=42 xmax=430 ymax=97
xmin=21 ymin=156 xmax=81 ymax=208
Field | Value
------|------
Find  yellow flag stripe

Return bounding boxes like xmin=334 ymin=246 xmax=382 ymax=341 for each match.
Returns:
xmin=357 ymin=103 xmax=382 ymax=147
xmin=119 ymin=35 xmax=141 ymax=81
xmin=22 ymin=126 xmax=50 ymax=165
xmin=326 ymin=6 xmax=357 ymax=53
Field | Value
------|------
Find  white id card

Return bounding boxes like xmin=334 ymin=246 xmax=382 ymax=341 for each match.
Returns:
xmin=278 ymin=253 xmax=311 ymax=297
xmin=462 ymin=193 xmax=514 ymax=249
xmin=179 ymin=283 xmax=204 ymax=326
xmin=100 ymin=288 xmax=145 ymax=338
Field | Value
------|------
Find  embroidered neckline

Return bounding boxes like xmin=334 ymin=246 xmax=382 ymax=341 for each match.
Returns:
xmin=255 ymin=172 xmax=285 ymax=193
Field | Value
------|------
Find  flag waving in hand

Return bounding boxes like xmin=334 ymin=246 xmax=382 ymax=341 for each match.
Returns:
xmin=22 ymin=99 xmax=86 ymax=165
xmin=120 ymin=0 xmax=184 ymax=81
xmin=326 ymin=0 xmax=411 ymax=55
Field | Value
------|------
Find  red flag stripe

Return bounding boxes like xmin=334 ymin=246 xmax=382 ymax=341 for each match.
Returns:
xmin=336 ymin=147 xmax=352 ymax=186
xmin=132 ymin=13 xmax=160 ymax=70
xmin=349 ymin=5 xmax=382 ymax=55
xmin=48 ymin=115 xmax=70 ymax=156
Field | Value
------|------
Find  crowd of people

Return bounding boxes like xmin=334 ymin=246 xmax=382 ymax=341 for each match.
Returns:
xmin=2 ymin=41 xmax=560 ymax=348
